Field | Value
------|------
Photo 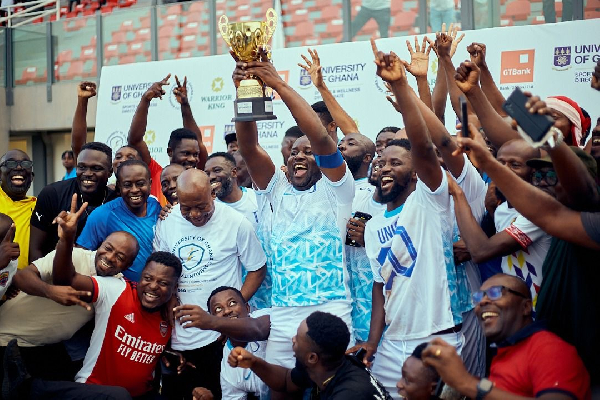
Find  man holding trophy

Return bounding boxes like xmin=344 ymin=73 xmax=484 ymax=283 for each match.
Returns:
xmin=222 ymin=8 xmax=355 ymax=400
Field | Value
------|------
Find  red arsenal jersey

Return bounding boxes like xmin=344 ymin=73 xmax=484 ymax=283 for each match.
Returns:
xmin=75 ymin=277 xmax=171 ymax=397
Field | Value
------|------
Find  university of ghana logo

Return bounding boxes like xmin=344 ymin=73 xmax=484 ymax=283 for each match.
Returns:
xmin=178 ymin=243 xmax=206 ymax=271
xmin=143 ymin=130 xmax=156 ymax=146
xmin=106 ymin=131 xmax=127 ymax=150
xmin=212 ymin=77 xmax=224 ymax=92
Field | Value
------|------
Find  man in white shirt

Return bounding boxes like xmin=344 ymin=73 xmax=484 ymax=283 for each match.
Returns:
xmin=339 ymin=133 xmax=385 ymax=343
xmin=153 ymin=169 xmax=266 ymax=399
xmin=232 ymin=50 xmax=354 ymax=399
xmin=351 ymin=45 xmax=464 ymax=398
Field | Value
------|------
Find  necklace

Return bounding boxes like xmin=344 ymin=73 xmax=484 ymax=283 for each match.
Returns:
xmin=81 ymin=188 xmax=108 ymax=216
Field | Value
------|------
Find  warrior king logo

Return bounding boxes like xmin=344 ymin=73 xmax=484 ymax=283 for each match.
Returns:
xmin=211 ymin=77 xmax=224 ymax=92
xmin=201 ymin=78 xmax=232 ymax=110
xmin=106 ymin=130 xmax=127 ymax=150
xmin=553 ymin=46 xmax=572 ymax=71
xmin=111 ymin=86 xmax=122 ymax=103
xmin=144 ymin=130 xmax=156 ymax=146
xmin=0 ymin=271 xmax=9 ymax=287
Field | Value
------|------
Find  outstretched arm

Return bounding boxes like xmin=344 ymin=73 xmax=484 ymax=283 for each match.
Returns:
xmin=467 ymin=43 xmax=506 ymax=117
xmin=244 ymin=49 xmax=346 ymax=182
xmin=373 ymin=39 xmax=442 ymax=191
xmin=174 ymin=305 xmax=270 ymax=341
xmin=299 ymin=48 xmax=359 ymax=137
xmin=128 ymin=74 xmax=171 ymax=166
xmin=454 ymin=61 xmax=519 ymax=149
xmin=228 ymin=348 xmax=301 ymax=393
xmin=173 ymin=75 xmax=208 ymax=169
xmin=404 ymin=36 xmax=433 ymax=110
xmin=455 ymin=135 xmax=600 ymax=250
xmin=71 ymin=82 xmax=96 ymax=158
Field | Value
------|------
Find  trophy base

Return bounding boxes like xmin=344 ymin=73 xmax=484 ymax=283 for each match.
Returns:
xmin=232 ymin=97 xmax=277 ymax=122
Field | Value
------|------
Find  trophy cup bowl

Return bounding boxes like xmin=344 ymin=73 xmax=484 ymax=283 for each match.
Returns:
xmin=219 ymin=9 xmax=278 ymax=122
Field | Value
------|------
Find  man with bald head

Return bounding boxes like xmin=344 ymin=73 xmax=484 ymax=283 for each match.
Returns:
xmin=338 ymin=133 xmax=385 ymax=342
xmin=153 ymin=168 xmax=266 ymax=399
xmin=0 ymin=149 xmax=36 ymax=270
xmin=0 ymin=224 xmax=139 ymax=381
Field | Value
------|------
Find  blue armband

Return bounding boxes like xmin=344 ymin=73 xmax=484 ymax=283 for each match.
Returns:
xmin=315 ymin=149 xmax=344 ymax=169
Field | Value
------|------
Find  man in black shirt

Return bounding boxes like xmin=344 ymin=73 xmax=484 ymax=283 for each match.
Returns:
xmin=29 ymin=142 xmax=118 ymax=262
xmin=228 ymin=311 xmax=391 ymax=400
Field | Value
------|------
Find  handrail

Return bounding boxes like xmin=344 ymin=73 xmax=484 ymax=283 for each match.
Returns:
xmin=0 ymin=0 xmax=60 ymax=28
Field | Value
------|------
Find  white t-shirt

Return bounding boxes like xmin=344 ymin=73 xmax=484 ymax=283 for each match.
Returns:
xmin=0 ymin=259 xmax=17 ymax=298
xmin=216 ymin=187 xmax=259 ymax=230
xmin=257 ymin=167 xmax=355 ymax=307
xmin=494 ymin=202 xmax=551 ymax=305
xmin=153 ymin=202 xmax=267 ymax=350
xmin=220 ymin=308 xmax=270 ymax=400
xmin=364 ymin=172 xmax=455 ymax=340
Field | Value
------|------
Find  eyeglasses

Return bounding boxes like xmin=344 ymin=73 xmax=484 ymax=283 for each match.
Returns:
xmin=532 ymin=170 xmax=558 ymax=187
xmin=0 ymin=160 xmax=33 ymax=169
xmin=472 ymin=285 xmax=529 ymax=305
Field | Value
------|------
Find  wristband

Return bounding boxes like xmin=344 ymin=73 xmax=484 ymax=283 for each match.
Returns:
xmin=315 ymin=149 xmax=344 ymax=169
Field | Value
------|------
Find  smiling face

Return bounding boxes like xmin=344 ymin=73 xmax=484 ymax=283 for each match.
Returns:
xmin=117 ymin=164 xmax=151 ymax=216
xmin=137 ymin=261 xmax=178 ymax=311
xmin=287 ymin=136 xmax=322 ymax=191
xmin=161 ymin=164 xmax=185 ymax=205
xmin=209 ymin=289 xmax=249 ymax=319
xmin=177 ymin=180 xmax=215 ymax=227
xmin=170 ymin=138 xmax=200 ymax=169
xmin=204 ymin=156 xmax=236 ymax=200
xmin=76 ymin=149 xmax=111 ymax=196
xmin=0 ymin=150 xmax=33 ymax=200
xmin=112 ymin=146 xmax=141 ymax=174
xmin=377 ymin=145 xmax=413 ymax=203
xmin=94 ymin=232 xmax=138 ymax=276
xmin=474 ymin=275 xmax=532 ymax=343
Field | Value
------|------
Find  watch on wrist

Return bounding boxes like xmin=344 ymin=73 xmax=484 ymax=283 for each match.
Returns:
xmin=476 ymin=378 xmax=494 ymax=400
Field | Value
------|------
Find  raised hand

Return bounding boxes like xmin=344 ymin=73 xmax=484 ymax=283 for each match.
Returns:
xmin=467 ymin=42 xmax=487 ymax=68
xmin=173 ymin=75 xmax=189 ymax=105
xmin=435 ymin=31 xmax=453 ymax=59
xmin=422 ymin=338 xmax=473 ymax=390
xmin=371 ymin=38 xmax=407 ymax=84
xmin=453 ymin=126 xmax=495 ymax=169
xmin=591 ymin=59 xmax=600 ymax=91
xmin=384 ymin=82 xmax=402 ymax=112
xmin=192 ymin=387 xmax=214 ymax=400
xmin=241 ymin=47 xmax=283 ymax=89
xmin=0 ymin=224 xmax=19 ymax=269
xmin=143 ymin=74 xmax=171 ymax=101
xmin=54 ymin=193 xmax=88 ymax=242
xmin=298 ymin=48 xmax=325 ymax=88
xmin=77 ymin=81 xmax=97 ymax=99
xmin=446 ymin=23 xmax=465 ymax=58
xmin=346 ymin=217 xmax=367 ymax=247
xmin=346 ymin=342 xmax=377 ymax=368
xmin=47 ymin=285 xmax=92 ymax=311
xmin=173 ymin=304 xmax=212 ymax=329
xmin=228 ymin=347 xmax=256 ymax=369
xmin=454 ymin=61 xmax=481 ymax=94
xmin=404 ymin=36 xmax=431 ymax=78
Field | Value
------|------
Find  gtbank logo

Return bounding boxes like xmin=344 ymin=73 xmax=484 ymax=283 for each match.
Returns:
xmin=500 ymin=50 xmax=535 ymax=84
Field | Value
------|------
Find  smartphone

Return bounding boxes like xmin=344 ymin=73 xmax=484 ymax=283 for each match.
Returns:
xmin=163 ymin=350 xmax=181 ymax=368
xmin=346 ymin=211 xmax=373 ymax=247
xmin=502 ymin=87 xmax=554 ymax=145
xmin=354 ymin=348 xmax=367 ymax=362
xmin=460 ymin=96 xmax=469 ymax=138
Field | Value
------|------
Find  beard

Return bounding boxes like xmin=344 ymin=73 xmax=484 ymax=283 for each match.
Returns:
xmin=377 ymin=174 xmax=411 ymax=204
xmin=215 ymin=176 xmax=234 ymax=199
xmin=343 ymin=154 xmax=363 ymax=176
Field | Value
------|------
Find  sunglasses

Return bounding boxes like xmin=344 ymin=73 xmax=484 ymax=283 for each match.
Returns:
xmin=472 ymin=285 xmax=528 ymax=305
xmin=532 ymin=170 xmax=558 ymax=187
xmin=1 ymin=160 xmax=33 ymax=169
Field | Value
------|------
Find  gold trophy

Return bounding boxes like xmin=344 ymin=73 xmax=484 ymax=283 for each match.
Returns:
xmin=219 ymin=8 xmax=278 ymax=122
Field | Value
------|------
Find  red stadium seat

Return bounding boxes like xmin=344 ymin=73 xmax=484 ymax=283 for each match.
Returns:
xmin=15 ymin=67 xmax=38 ymax=85
xmin=392 ymin=10 xmax=417 ymax=32
xmin=119 ymin=54 xmax=135 ymax=64
xmin=104 ymin=43 xmax=120 ymax=60
xmin=182 ymin=22 xmax=199 ymax=36
xmin=585 ymin=0 xmax=600 ymax=10
xmin=294 ymin=20 xmax=313 ymax=39
xmin=80 ymin=45 xmax=95 ymax=61
xmin=101 ymin=5 xmax=113 ymax=14
xmin=120 ymin=19 xmax=135 ymax=31
xmin=82 ymin=8 xmax=95 ymax=16
xmin=505 ymin=0 xmax=531 ymax=21
xmin=66 ymin=60 xmax=84 ymax=80
xmin=111 ymin=30 xmax=127 ymax=43
xmin=136 ymin=28 xmax=151 ymax=41
xmin=128 ymin=42 xmax=145 ymax=56
xmin=180 ymin=35 xmax=197 ymax=51
xmin=585 ymin=10 xmax=600 ymax=18
xmin=317 ymin=5 xmax=341 ymax=23
xmin=159 ymin=24 xmax=175 ymax=38
xmin=56 ymin=49 xmax=72 ymax=65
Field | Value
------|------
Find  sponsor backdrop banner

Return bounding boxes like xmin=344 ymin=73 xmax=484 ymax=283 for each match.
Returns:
xmin=96 ymin=19 xmax=600 ymax=167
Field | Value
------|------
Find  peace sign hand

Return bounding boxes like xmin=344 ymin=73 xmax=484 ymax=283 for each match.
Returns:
xmin=173 ymin=75 xmax=189 ymax=105
xmin=54 ymin=193 xmax=88 ymax=242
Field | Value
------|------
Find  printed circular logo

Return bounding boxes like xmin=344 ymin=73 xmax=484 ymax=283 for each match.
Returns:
xmin=211 ymin=77 xmax=224 ymax=92
xmin=173 ymin=235 xmax=214 ymax=273
xmin=106 ymin=130 xmax=127 ymax=150
xmin=144 ymin=130 xmax=156 ymax=146
xmin=169 ymin=80 xmax=194 ymax=109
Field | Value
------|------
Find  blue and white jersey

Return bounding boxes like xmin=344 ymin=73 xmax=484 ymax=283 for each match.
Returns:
xmin=219 ymin=188 xmax=272 ymax=310
xmin=346 ymin=178 xmax=385 ymax=342
xmin=364 ymin=172 xmax=455 ymax=340
xmin=258 ymin=167 xmax=354 ymax=307
xmin=220 ymin=309 xmax=270 ymax=400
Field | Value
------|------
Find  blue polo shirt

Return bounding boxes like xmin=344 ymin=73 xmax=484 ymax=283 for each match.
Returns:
xmin=77 ymin=197 xmax=161 ymax=281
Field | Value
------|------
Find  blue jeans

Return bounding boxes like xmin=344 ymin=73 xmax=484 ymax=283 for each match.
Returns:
xmin=430 ymin=7 xmax=455 ymax=32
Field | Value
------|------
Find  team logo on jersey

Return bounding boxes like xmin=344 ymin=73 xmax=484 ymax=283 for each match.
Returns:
xmin=124 ymin=313 xmax=135 ymax=323
xmin=160 ymin=321 xmax=168 ymax=337
xmin=0 ymin=271 xmax=9 ymax=287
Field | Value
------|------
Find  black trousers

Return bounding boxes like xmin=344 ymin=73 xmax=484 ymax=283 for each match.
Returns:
xmin=160 ymin=339 xmax=224 ymax=400
xmin=0 ymin=343 xmax=79 ymax=382
xmin=29 ymin=380 xmax=132 ymax=400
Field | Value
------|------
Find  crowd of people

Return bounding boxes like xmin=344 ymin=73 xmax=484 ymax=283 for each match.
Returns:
xmin=0 ymin=24 xmax=599 ymax=400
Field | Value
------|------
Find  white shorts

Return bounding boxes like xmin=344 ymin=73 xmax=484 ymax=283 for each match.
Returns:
xmin=265 ymin=300 xmax=353 ymax=368
xmin=372 ymin=331 xmax=465 ymax=400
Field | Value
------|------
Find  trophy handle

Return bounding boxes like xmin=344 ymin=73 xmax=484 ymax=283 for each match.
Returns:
xmin=218 ymin=14 xmax=231 ymax=46
xmin=264 ymin=8 xmax=277 ymax=43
